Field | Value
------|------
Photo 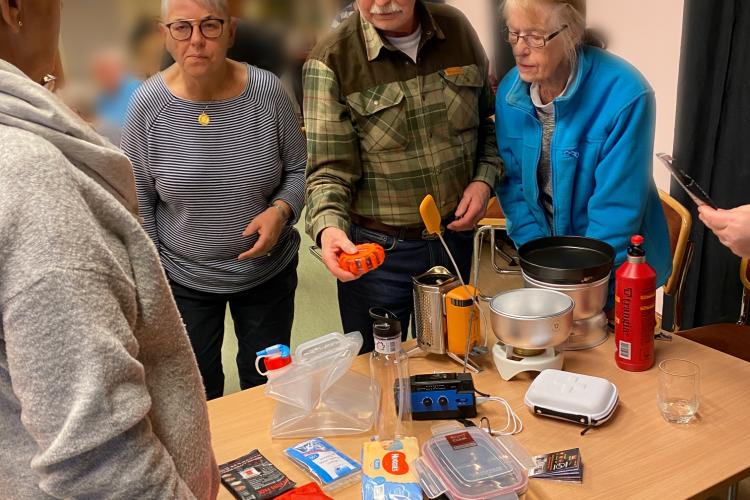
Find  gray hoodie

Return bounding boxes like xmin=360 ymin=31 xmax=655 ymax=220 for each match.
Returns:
xmin=0 ymin=59 xmax=219 ymax=498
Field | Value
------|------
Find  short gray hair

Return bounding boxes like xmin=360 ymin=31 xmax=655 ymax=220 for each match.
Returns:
xmin=161 ymin=0 xmax=230 ymax=20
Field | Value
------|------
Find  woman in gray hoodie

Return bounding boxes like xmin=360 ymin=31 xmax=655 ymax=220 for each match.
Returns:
xmin=0 ymin=1 xmax=219 ymax=498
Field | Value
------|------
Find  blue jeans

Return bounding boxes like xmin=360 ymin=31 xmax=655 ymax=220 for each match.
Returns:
xmin=337 ymin=224 xmax=473 ymax=354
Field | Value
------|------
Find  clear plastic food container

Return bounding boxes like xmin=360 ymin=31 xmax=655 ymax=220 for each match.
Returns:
xmin=415 ymin=425 xmax=529 ymax=499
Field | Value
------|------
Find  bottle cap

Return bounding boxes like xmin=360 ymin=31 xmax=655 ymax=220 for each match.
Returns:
xmin=627 ymin=234 xmax=646 ymax=258
xmin=264 ymin=355 xmax=292 ymax=371
xmin=369 ymin=307 xmax=402 ymax=340
xmin=256 ymin=344 xmax=290 ymax=358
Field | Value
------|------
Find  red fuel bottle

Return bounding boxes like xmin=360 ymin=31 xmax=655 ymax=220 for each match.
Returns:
xmin=614 ymin=235 xmax=656 ymax=371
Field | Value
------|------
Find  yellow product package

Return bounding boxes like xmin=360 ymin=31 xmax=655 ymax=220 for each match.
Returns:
xmin=361 ymin=437 xmax=422 ymax=500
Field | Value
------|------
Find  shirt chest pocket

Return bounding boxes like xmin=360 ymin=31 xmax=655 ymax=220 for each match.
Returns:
xmin=346 ymin=83 xmax=408 ymax=153
xmin=439 ymin=64 xmax=483 ymax=134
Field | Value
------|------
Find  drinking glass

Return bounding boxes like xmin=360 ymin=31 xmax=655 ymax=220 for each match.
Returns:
xmin=657 ymin=359 xmax=699 ymax=424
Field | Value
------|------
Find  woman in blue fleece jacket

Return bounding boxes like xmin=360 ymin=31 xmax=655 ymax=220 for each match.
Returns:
xmin=495 ymin=0 xmax=671 ymax=287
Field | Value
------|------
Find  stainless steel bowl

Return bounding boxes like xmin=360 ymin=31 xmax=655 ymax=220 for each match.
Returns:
xmin=489 ymin=288 xmax=575 ymax=349
xmin=523 ymin=273 xmax=609 ymax=320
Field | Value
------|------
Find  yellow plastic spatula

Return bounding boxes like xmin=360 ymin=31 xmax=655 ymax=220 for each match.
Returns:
xmin=419 ymin=194 xmax=443 ymax=236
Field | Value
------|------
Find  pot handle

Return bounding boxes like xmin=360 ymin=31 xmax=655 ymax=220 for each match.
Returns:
xmin=472 ymin=226 xmax=521 ymax=301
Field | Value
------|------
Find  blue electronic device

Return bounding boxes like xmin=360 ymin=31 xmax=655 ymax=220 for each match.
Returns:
xmin=409 ymin=372 xmax=477 ymax=420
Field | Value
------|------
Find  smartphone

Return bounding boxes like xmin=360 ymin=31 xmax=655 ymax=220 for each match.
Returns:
xmin=656 ymin=153 xmax=718 ymax=209
xmin=308 ymin=245 xmax=324 ymax=263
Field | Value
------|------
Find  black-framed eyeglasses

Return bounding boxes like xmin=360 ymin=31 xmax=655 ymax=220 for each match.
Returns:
xmin=164 ymin=18 xmax=225 ymax=41
xmin=504 ymin=25 xmax=568 ymax=48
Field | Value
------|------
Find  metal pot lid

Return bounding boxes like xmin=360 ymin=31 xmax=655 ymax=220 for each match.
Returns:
xmin=518 ymin=236 xmax=615 ymax=285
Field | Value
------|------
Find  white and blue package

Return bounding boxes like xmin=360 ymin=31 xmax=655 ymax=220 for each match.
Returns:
xmin=284 ymin=437 xmax=361 ymax=490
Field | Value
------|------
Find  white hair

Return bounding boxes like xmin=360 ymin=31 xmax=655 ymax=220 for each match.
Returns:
xmin=161 ymin=0 xmax=230 ymax=20
xmin=502 ymin=0 xmax=603 ymax=67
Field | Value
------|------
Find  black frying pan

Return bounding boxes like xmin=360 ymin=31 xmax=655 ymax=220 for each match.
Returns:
xmin=518 ymin=236 xmax=615 ymax=285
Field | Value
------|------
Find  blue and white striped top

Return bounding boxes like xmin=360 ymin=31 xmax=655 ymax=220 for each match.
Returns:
xmin=121 ymin=64 xmax=306 ymax=293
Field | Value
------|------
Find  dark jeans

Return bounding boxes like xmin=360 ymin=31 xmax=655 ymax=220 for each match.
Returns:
xmin=338 ymin=224 xmax=473 ymax=354
xmin=169 ymin=256 xmax=298 ymax=399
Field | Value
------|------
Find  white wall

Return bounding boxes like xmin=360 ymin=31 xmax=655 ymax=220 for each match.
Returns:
xmin=587 ymin=0 xmax=685 ymax=191
xmin=446 ymin=0 xmax=497 ymax=72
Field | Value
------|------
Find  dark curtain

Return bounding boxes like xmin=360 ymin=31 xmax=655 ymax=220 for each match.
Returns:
xmin=667 ymin=0 xmax=750 ymax=328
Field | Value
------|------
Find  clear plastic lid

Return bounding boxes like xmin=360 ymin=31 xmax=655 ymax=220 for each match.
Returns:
xmin=417 ymin=427 xmax=528 ymax=499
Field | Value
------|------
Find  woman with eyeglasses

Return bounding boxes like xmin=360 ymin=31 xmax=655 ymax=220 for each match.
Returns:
xmin=122 ymin=0 xmax=306 ymax=400
xmin=494 ymin=0 xmax=672 ymax=293
xmin=1 ymin=0 xmax=218 ymax=497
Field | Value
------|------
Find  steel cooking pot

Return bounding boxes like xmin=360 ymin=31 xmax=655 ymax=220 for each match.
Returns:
xmin=523 ymin=274 xmax=609 ymax=320
xmin=489 ymin=288 xmax=574 ymax=350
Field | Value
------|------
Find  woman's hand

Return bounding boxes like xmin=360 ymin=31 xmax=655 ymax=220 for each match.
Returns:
xmin=699 ymin=204 xmax=750 ymax=258
xmin=238 ymin=202 xmax=290 ymax=260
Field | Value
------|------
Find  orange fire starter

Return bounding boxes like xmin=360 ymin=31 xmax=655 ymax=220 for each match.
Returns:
xmin=338 ymin=243 xmax=385 ymax=275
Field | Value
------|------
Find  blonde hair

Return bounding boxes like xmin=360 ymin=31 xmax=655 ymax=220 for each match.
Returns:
xmin=161 ymin=0 xmax=230 ymax=20
xmin=502 ymin=0 xmax=604 ymax=65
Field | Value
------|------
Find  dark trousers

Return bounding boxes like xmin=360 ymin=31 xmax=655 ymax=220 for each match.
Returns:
xmin=169 ymin=256 xmax=298 ymax=399
xmin=338 ymin=224 xmax=473 ymax=354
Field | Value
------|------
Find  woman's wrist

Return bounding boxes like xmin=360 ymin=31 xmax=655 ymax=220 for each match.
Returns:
xmin=269 ymin=201 xmax=290 ymax=221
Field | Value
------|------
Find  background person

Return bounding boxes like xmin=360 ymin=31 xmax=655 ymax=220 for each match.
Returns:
xmin=90 ymin=48 xmax=142 ymax=144
xmin=122 ymin=0 xmax=306 ymax=399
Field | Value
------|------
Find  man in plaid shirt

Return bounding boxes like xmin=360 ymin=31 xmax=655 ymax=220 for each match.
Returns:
xmin=304 ymin=0 xmax=502 ymax=352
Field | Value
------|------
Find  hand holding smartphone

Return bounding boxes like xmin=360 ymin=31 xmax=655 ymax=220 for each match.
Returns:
xmin=656 ymin=153 xmax=718 ymax=209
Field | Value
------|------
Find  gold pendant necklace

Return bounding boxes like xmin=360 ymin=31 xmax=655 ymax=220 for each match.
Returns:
xmin=198 ymin=103 xmax=211 ymax=126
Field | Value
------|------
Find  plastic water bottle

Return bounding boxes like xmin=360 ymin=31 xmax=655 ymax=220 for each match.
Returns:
xmin=369 ymin=308 xmax=411 ymax=442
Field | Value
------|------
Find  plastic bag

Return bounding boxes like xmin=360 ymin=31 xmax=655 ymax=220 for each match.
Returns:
xmin=265 ymin=332 xmax=379 ymax=438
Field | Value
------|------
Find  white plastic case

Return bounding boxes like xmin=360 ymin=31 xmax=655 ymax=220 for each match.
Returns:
xmin=523 ymin=369 xmax=619 ymax=426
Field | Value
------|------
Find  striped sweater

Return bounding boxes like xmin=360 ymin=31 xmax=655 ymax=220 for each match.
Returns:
xmin=122 ymin=64 xmax=306 ymax=293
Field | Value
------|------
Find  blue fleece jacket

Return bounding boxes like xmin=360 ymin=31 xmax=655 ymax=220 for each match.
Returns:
xmin=494 ymin=46 xmax=672 ymax=287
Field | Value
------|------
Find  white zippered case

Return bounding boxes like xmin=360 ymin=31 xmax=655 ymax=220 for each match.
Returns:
xmin=523 ymin=369 xmax=619 ymax=427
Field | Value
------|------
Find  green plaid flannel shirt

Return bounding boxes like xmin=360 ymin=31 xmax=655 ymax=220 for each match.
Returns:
xmin=304 ymin=1 xmax=503 ymax=241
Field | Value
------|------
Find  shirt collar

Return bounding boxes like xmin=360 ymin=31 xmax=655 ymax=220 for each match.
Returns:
xmin=360 ymin=0 xmax=445 ymax=62
xmin=506 ymin=46 xmax=590 ymax=115
xmin=530 ymin=58 xmax=577 ymax=110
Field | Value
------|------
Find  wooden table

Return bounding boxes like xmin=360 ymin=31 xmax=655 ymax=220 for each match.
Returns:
xmin=208 ymin=335 xmax=750 ymax=499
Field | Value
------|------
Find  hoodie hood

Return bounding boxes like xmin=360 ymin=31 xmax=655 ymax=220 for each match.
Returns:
xmin=0 ymin=59 xmax=138 ymax=216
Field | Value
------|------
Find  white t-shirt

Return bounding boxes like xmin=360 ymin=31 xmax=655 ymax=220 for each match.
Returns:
xmin=385 ymin=25 xmax=423 ymax=63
